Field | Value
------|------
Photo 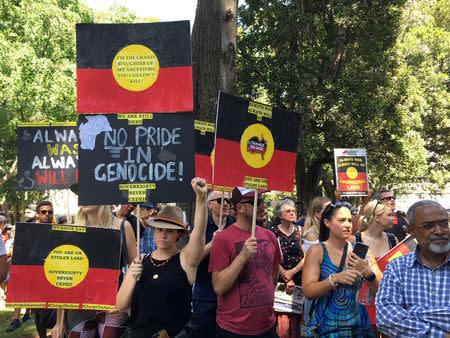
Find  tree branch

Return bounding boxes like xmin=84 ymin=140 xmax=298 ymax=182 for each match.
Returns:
xmin=0 ymin=157 xmax=18 ymax=188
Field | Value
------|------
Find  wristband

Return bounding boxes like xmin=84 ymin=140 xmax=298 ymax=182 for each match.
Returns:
xmin=328 ymin=274 xmax=338 ymax=288
xmin=293 ymin=267 xmax=297 ymax=273
xmin=364 ymin=272 xmax=376 ymax=281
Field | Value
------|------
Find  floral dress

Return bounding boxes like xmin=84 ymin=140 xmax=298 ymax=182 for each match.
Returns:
xmin=270 ymin=224 xmax=304 ymax=285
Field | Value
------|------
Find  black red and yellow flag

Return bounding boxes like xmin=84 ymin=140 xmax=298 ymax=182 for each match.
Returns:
xmin=194 ymin=120 xmax=215 ymax=188
xmin=213 ymin=92 xmax=301 ymax=192
xmin=76 ymin=21 xmax=192 ymax=114
xmin=6 ymin=223 xmax=121 ymax=310
xmin=377 ymin=235 xmax=417 ymax=268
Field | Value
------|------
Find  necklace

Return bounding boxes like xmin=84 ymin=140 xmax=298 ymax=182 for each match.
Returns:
xmin=149 ymin=252 xmax=172 ymax=267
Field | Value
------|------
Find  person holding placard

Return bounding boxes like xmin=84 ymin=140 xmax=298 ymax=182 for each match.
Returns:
xmin=209 ymin=187 xmax=282 ymax=337
xmin=116 ymin=177 xmax=208 ymax=337
xmin=51 ymin=205 xmax=136 ymax=337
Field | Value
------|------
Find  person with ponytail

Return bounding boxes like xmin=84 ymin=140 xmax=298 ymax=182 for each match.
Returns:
xmin=352 ymin=200 xmax=397 ymax=337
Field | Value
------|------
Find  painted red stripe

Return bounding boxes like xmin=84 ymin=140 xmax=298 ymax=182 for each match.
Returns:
xmin=213 ymin=138 xmax=296 ymax=191
xmin=6 ymin=265 xmax=119 ymax=307
xmin=195 ymin=154 xmax=212 ymax=185
xmin=77 ymin=67 xmax=193 ymax=113
xmin=337 ymin=172 xmax=368 ymax=192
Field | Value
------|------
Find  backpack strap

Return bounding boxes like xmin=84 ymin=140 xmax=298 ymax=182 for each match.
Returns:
xmin=354 ymin=232 xmax=363 ymax=243
xmin=386 ymin=232 xmax=396 ymax=249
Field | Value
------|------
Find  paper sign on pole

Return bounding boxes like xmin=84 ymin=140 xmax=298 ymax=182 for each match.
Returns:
xmin=334 ymin=148 xmax=369 ymax=196
xmin=213 ymin=92 xmax=301 ymax=192
xmin=17 ymin=122 xmax=78 ymax=191
xmin=77 ymin=113 xmax=195 ymax=205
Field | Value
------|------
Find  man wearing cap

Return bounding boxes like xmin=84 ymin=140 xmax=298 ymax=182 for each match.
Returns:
xmin=140 ymin=203 xmax=158 ymax=254
xmin=193 ymin=190 xmax=235 ymax=338
xmin=114 ymin=204 xmax=145 ymax=240
xmin=378 ymin=189 xmax=409 ymax=241
xmin=209 ymin=187 xmax=283 ymax=337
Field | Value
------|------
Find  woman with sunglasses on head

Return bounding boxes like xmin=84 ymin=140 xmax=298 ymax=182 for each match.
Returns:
xmin=302 ymin=202 xmax=379 ymax=337
xmin=116 ymin=178 xmax=208 ymax=337
xmin=353 ymin=200 xmax=397 ymax=337
xmin=51 ymin=204 xmax=137 ymax=338
xmin=270 ymin=199 xmax=305 ymax=338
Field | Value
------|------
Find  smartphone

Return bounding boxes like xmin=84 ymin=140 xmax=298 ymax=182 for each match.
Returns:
xmin=352 ymin=242 xmax=369 ymax=259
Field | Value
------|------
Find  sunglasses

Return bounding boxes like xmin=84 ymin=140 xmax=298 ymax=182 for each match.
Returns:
xmin=240 ymin=199 xmax=264 ymax=207
xmin=39 ymin=210 xmax=53 ymax=215
xmin=210 ymin=198 xmax=231 ymax=204
xmin=380 ymin=195 xmax=396 ymax=201
xmin=372 ymin=200 xmax=384 ymax=217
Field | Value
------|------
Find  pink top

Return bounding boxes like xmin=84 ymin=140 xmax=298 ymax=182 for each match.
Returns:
xmin=209 ymin=224 xmax=283 ymax=335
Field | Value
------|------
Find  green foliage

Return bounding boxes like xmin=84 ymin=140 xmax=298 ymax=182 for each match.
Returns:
xmin=237 ymin=0 xmax=449 ymax=202
xmin=0 ymin=0 xmax=149 ymax=213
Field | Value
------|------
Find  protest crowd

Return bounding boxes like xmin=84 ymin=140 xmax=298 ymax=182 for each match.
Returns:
xmin=0 ymin=183 xmax=448 ymax=338
xmin=1 ymin=18 xmax=448 ymax=338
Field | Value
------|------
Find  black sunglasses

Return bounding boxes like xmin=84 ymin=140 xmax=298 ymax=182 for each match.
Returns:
xmin=39 ymin=210 xmax=53 ymax=215
xmin=380 ymin=195 xmax=396 ymax=201
xmin=210 ymin=198 xmax=231 ymax=204
xmin=372 ymin=200 xmax=384 ymax=217
xmin=240 ymin=199 xmax=264 ymax=207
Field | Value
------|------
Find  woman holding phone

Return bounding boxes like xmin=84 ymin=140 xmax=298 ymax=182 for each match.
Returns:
xmin=302 ymin=202 xmax=380 ymax=337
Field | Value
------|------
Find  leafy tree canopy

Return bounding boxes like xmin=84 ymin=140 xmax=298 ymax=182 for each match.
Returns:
xmin=237 ymin=0 xmax=449 ymax=202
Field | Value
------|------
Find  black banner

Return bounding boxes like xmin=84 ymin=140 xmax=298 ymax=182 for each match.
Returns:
xmin=78 ymin=113 xmax=195 ymax=205
xmin=17 ymin=123 xmax=78 ymax=191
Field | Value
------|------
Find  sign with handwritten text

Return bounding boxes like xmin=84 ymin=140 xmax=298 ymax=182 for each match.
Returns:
xmin=17 ymin=123 xmax=78 ymax=191
xmin=78 ymin=113 xmax=195 ymax=205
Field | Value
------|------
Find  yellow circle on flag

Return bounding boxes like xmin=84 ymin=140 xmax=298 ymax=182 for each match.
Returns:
xmin=112 ymin=44 xmax=160 ymax=91
xmin=210 ymin=148 xmax=215 ymax=167
xmin=240 ymin=124 xmax=274 ymax=168
xmin=44 ymin=245 xmax=89 ymax=289
xmin=346 ymin=166 xmax=358 ymax=179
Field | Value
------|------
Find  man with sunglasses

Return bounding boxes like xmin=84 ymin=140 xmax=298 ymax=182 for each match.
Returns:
xmin=193 ymin=190 xmax=235 ymax=338
xmin=209 ymin=187 xmax=282 ymax=337
xmin=36 ymin=201 xmax=54 ymax=224
xmin=378 ymin=189 xmax=409 ymax=241
xmin=376 ymin=200 xmax=450 ymax=337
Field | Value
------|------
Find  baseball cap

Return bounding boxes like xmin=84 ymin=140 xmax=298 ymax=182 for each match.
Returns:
xmin=231 ymin=187 xmax=269 ymax=206
xmin=141 ymin=203 xmax=156 ymax=209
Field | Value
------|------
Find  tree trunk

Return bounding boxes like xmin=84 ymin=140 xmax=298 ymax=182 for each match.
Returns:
xmin=192 ymin=0 xmax=238 ymax=122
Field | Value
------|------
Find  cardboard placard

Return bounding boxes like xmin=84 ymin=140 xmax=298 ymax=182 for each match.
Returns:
xmin=334 ymin=148 xmax=369 ymax=196
xmin=213 ymin=92 xmax=301 ymax=192
xmin=78 ymin=113 xmax=195 ymax=205
xmin=6 ymin=223 xmax=121 ymax=310
xmin=76 ymin=21 xmax=192 ymax=114
xmin=17 ymin=123 xmax=78 ymax=191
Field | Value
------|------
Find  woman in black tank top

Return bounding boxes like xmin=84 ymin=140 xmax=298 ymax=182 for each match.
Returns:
xmin=116 ymin=178 xmax=208 ymax=337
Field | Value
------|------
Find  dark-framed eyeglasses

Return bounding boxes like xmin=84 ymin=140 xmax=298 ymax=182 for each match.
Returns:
xmin=380 ymin=195 xmax=396 ymax=202
xmin=419 ymin=220 xmax=449 ymax=231
xmin=210 ymin=198 xmax=231 ymax=205
xmin=39 ymin=210 xmax=53 ymax=215
xmin=239 ymin=199 xmax=264 ymax=207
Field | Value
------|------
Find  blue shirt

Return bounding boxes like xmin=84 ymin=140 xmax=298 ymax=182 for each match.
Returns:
xmin=192 ymin=214 xmax=235 ymax=302
xmin=140 ymin=220 xmax=156 ymax=254
xmin=376 ymin=246 xmax=450 ymax=337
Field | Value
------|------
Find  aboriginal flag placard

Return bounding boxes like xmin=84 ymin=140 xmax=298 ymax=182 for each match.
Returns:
xmin=78 ymin=113 xmax=195 ymax=205
xmin=377 ymin=235 xmax=417 ymax=268
xmin=213 ymin=92 xmax=301 ymax=192
xmin=6 ymin=223 xmax=120 ymax=310
xmin=76 ymin=21 xmax=192 ymax=114
xmin=17 ymin=122 xmax=78 ymax=191
xmin=195 ymin=120 xmax=215 ymax=188
xmin=334 ymin=148 xmax=369 ymax=196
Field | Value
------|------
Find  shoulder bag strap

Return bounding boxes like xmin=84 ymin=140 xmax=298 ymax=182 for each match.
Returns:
xmin=120 ymin=220 xmax=128 ymax=267
xmin=386 ymin=232 xmax=396 ymax=249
